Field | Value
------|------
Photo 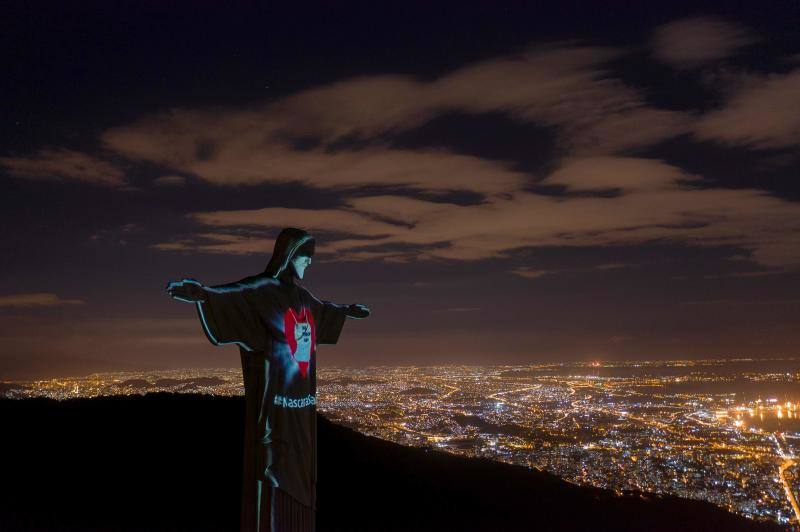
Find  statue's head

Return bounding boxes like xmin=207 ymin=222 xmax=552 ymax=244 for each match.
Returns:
xmin=264 ymin=228 xmax=315 ymax=282
xmin=290 ymin=239 xmax=315 ymax=279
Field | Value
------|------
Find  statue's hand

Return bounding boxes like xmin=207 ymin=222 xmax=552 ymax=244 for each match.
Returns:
xmin=345 ymin=303 xmax=370 ymax=319
xmin=166 ymin=279 xmax=207 ymax=303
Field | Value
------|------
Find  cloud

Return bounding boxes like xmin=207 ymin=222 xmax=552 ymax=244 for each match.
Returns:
xmin=87 ymin=41 xmax=798 ymax=269
xmin=695 ymin=69 xmax=800 ymax=149
xmin=0 ymin=293 xmax=85 ymax=308
xmin=509 ymin=268 xmax=553 ymax=279
xmin=652 ymin=17 xmax=754 ymax=68
xmin=155 ymin=233 xmax=290 ymax=256
xmin=158 ymin=156 xmax=800 ymax=269
xmin=510 ymin=262 xmax=631 ymax=279
xmin=0 ymin=148 xmax=126 ymax=187
xmin=152 ymin=175 xmax=186 ymax=186
xmin=729 ymin=269 xmax=788 ymax=278
xmin=540 ymin=156 xmax=694 ymax=192
xmin=109 ymin=119 xmax=529 ymax=194
xmin=101 ymin=44 xmax=689 ymax=198
xmin=434 ymin=47 xmax=690 ymax=153
xmin=593 ymin=263 xmax=627 ymax=270
xmin=562 ymin=108 xmax=690 ymax=155
xmin=192 ymin=208 xmax=404 ymax=235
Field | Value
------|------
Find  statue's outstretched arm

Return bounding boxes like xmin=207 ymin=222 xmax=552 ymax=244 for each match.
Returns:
xmin=344 ymin=303 xmax=370 ymax=319
xmin=166 ymin=278 xmax=207 ymax=303
xmin=314 ymin=298 xmax=370 ymax=320
xmin=166 ymin=277 xmax=267 ymax=352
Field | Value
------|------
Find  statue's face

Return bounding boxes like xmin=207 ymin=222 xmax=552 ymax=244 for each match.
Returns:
xmin=291 ymin=253 xmax=312 ymax=279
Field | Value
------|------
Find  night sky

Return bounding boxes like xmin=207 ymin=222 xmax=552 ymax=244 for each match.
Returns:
xmin=2 ymin=1 xmax=800 ymax=379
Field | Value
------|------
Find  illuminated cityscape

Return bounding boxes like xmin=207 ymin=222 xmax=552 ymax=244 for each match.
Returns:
xmin=3 ymin=358 xmax=799 ymax=527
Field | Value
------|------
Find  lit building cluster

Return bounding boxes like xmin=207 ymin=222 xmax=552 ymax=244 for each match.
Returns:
xmin=315 ymin=360 xmax=800 ymax=528
xmin=1 ymin=368 xmax=245 ymax=399
xmin=3 ymin=358 xmax=799 ymax=527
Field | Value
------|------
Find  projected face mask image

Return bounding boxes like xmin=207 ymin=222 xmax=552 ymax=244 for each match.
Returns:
xmin=284 ymin=307 xmax=315 ymax=378
xmin=291 ymin=254 xmax=312 ymax=279
xmin=294 ymin=321 xmax=312 ymax=364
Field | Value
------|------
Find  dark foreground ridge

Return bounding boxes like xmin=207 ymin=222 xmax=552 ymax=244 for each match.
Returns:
xmin=0 ymin=394 xmax=783 ymax=531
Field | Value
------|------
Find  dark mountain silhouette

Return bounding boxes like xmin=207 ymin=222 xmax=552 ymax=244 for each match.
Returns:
xmin=0 ymin=394 xmax=784 ymax=531
xmin=120 ymin=378 xmax=151 ymax=389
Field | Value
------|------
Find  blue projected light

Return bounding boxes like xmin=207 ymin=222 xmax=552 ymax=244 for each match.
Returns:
xmin=204 ymin=277 xmax=277 ymax=293
xmin=168 ymin=278 xmax=256 ymax=352
xmin=195 ymin=300 xmax=254 ymax=352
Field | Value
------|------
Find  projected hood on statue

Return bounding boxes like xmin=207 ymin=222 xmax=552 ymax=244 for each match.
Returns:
xmin=263 ymin=227 xmax=316 ymax=283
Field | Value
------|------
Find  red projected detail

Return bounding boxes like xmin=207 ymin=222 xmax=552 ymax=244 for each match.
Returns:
xmin=284 ymin=307 xmax=316 ymax=378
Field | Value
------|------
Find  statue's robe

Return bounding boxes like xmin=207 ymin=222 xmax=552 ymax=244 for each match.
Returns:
xmin=194 ymin=273 xmax=347 ymax=532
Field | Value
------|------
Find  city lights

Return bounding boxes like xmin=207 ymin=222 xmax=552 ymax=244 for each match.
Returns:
xmin=3 ymin=358 xmax=799 ymax=527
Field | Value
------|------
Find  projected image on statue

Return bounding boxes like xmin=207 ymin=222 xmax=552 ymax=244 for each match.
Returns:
xmin=167 ymin=227 xmax=370 ymax=532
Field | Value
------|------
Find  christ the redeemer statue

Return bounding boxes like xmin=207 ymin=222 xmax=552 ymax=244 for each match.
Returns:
xmin=166 ymin=227 xmax=370 ymax=532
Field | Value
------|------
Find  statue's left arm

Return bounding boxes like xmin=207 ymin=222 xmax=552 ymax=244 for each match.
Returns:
xmin=303 ymin=289 xmax=370 ymax=345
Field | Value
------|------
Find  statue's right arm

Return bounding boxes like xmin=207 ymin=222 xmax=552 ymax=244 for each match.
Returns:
xmin=165 ymin=278 xmax=207 ymax=303
xmin=166 ymin=276 xmax=273 ymax=352
xmin=167 ymin=275 xmax=276 ymax=303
